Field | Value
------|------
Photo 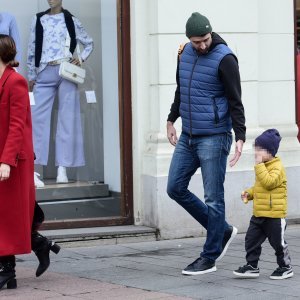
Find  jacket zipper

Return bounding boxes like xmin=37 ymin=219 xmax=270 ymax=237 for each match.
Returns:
xmin=188 ymin=56 xmax=199 ymax=146
xmin=212 ymin=97 xmax=220 ymax=124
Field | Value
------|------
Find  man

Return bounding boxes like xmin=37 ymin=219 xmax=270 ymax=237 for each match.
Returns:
xmin=167 ymin=12 xmax=246 ymax=275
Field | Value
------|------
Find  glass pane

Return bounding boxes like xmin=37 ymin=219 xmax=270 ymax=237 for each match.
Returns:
xmin=1 ymin=0 xmax=122 ymax=221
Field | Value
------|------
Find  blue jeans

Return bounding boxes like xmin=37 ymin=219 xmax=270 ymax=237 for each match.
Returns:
xmin=167 ymin=132 xmax=232 ymax=261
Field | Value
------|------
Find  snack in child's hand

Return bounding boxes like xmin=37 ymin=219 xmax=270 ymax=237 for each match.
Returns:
xmin=241 ymin=191 xmax=248 ymax=204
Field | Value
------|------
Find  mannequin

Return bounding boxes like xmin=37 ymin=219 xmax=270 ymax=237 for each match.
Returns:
xmin=0 ymin=12 xmax=21 ymax=63
xmin=27 ymin=0 xmax=93 ymax=187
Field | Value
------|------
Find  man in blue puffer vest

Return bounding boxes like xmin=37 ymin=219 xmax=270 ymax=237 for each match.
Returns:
xmin=167 ymin=12 xmax=246 ymax=275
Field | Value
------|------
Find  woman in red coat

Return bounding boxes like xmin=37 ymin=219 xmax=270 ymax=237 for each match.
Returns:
xmin=0 ymin=35 xmax=60 ymax=290
xmin=0 ymin=34 xmax=35 ymax=289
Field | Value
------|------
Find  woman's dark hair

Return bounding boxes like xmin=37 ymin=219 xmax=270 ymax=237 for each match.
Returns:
xmin=0 ymin=34 xmax=19 ymax=67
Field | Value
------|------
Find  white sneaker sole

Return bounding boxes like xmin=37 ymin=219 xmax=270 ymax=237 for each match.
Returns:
xmin=270 ymin=271 xmax=294 ymax=280
xmin=233 ymin=271 xmax=259 ymax=278
xmin=216 ymin=226 xmax=238 ymax=262
xmin=182 ymin=266 xmax=217 ymax=276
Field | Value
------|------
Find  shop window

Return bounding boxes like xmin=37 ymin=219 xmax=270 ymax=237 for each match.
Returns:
xmin=1 ymin=0 xmax=133 ymax=228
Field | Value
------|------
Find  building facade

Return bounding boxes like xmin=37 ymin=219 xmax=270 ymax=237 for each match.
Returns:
xmin=130 ymin=0 xmax=300 ymax=238
xmin=1 ymin=0 xmax=300 ymax=238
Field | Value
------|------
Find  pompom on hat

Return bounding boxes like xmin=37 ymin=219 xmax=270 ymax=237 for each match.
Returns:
xmin=185 ymin=12 xmax=212 ymax=38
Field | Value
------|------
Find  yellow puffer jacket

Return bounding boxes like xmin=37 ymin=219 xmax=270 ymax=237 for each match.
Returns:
xmin=245 ymin=157 xmax=287 ymax=218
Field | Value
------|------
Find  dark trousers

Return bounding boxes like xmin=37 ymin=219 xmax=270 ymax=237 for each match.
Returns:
xmin=32 ymin=202 xmax=45 ymax=232
xmin=0 ymin=255 xmax=15 ymax=267
xmin=245 ymin=216 xmax=291 ymax=268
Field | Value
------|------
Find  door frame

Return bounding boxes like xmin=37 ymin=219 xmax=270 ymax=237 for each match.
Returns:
xmin=295 ymin=0 xmax=300 ymax=141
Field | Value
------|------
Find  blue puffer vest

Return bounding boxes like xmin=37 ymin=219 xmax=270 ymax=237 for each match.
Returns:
xmin=179 ymin=42 xmax=234 ymax=136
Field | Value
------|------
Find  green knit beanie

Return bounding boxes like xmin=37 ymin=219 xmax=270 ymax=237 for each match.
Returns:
xmin=185 ymin=12 xmax=212 ymax=38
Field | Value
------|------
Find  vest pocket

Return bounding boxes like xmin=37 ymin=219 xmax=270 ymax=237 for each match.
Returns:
xmin=212 ymin=98 xmax=219 ymax=124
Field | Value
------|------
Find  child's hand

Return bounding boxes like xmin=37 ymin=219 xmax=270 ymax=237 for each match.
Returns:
xmin=241 ymin=191 xmax=249 ymax=204
xmin=255 ymin=153 xmax=263 ymax=164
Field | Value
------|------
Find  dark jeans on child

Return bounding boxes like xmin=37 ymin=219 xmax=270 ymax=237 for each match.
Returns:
xmin=245 ymin=216 xmax=291 ymax=267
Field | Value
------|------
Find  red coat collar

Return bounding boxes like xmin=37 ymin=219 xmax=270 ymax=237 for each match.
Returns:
xmin=0 ymin=66 xmax=15 ymax=97
xmin=0 ymin=66 xmax=15 ymax=87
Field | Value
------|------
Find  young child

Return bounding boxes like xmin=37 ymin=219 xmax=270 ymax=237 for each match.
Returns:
xmin=233 ymin=129 xmax=293 ymax=280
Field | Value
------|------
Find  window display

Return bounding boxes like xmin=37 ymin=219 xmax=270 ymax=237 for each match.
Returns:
xmin=27 ymin=0 xmax=94 ymax=186
xmin=0 ymin=0 xmax=126 ymax=226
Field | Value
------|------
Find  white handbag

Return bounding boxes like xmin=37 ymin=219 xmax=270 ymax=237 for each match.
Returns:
xmin=59 ymin=35 xmax=86 ymax=84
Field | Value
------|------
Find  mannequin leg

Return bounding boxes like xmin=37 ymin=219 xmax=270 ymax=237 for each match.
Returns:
xmin=31 ymin=67 xmax=57 ymax=166
xmin=56 ymin=166 xmax=68 ymax=183
xmin=34 ymin=172 xmax=45 ymax=188
xmin=55 ymin=78 xmax=85 ymax=168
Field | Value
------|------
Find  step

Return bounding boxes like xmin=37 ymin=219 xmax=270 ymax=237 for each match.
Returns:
xmin=39 ymin=196 xmax=121 ymax=220
xmin=36 ymin=181 xmax=109 ymax=201
xmin=40 ymin=225 xmax=158 ymax=245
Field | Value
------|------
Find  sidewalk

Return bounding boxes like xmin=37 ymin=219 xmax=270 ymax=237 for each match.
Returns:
xmin=3 ymin=225 xmax=300 ymax=299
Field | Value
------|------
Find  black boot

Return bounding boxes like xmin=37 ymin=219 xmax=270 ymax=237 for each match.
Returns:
xmin=0 ymin=256 xmax=17 ymax=290
xmin=31 ymin=232 xmax=61 ymax=277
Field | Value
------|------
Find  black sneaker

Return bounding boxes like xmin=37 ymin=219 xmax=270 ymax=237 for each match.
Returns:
xmin=233 ymin=264 xmax=260 ymax=278
xmin=182 ymin=257 xmax=216 ymax=275
xmin=216 ymin=225 xmax=238 ymax=262
xmin=270 ymin=266 xmax=293 ymax=280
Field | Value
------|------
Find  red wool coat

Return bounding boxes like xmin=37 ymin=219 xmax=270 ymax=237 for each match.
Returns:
xmin=0 ymin=66 xmax=35 ymax=256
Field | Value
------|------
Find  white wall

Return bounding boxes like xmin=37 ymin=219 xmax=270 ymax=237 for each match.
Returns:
xmin=131 ymin=0 xmax=300 ymax=238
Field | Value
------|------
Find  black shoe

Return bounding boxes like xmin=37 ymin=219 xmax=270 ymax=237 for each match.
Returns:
xmin=31 ymin=232 xmax=61 ymax=277
xmin=0 ymin=260 xmax=17 ymax=290
xmin=216 ymin=225 xmax=238 ymax=262
xmin=233 ymin=264 xmax=259 ymax=278
xmin=270 ymin=266 xmax=293 ymax=280
xmin=182 ymin=257 xmax=216 ymax=275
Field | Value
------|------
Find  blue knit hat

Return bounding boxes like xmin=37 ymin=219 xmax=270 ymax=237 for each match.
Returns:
xmin=255 ymin=129 xmax=282 ymax=157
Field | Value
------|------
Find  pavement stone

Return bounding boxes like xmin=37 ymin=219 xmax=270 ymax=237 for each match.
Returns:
xmin=1 ymin=225 xmax=299 ymax=299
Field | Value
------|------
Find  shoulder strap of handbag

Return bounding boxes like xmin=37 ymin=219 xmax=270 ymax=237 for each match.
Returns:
xmin=65 ymin=32 xmax=82 ymax=65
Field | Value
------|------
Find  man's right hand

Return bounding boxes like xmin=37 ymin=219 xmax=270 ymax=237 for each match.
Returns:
xmin=29 ymin=80 xmax=36 ymax=92
xmin=167 ymin=121 xmax=178 ymax=146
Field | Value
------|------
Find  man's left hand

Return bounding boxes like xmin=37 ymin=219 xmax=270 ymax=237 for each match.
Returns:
xmin=229 ymin=140 xmax=244 ymax=167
